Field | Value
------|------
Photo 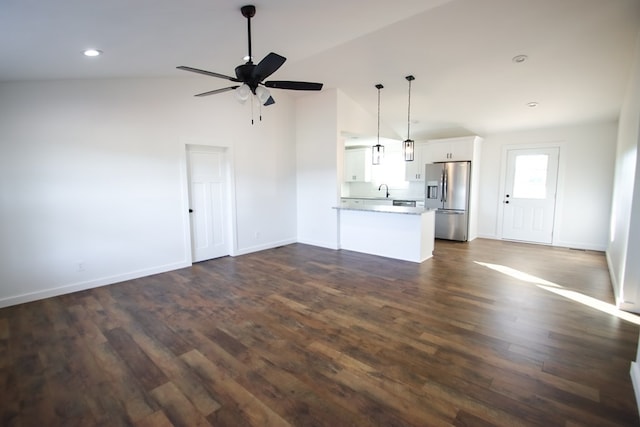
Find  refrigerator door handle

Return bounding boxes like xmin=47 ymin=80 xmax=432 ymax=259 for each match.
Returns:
xmin=439 ymin=172 xmax=444 ymax=202
xmin=443 ymin=169 xmax=448 ymax=203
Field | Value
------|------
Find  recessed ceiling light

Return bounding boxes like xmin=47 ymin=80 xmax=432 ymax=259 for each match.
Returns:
xmin=512 ymin=54 xmax=528 ymax=63
xmin=83 ymin=49 xmax=103 ymax=57
xmin=527 ymin=101 xmax=539 ymax=108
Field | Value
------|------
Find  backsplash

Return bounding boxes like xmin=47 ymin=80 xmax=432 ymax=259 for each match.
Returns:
xmin=342 ymin=181 xmax=425 ymax=200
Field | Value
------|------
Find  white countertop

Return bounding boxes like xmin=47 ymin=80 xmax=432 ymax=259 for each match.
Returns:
xmin=334 ymin=205 xmax=433 ymax=215
xmin=341 ymin=196 xmax=424 ymax=201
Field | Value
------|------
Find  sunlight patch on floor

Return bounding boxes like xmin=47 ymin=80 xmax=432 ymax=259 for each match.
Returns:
xmin=475 ymin=261 xmax=640 ymax=326
xmin=474 ymin=261 xmax=560 ymax=287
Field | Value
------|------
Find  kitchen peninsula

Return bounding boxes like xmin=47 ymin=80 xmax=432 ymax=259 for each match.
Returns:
xmin=334 ymin=205 xmax=435 ymax=263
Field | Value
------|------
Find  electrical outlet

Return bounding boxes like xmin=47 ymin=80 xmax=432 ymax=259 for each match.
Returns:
xmin=77 ymin=261 xmax=85 ymax=272
xmin=254 ymin=231 xmax=260 ymax=239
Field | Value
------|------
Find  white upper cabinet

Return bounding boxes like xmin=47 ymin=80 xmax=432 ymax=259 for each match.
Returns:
xmin=424 ymin=136 xmax=480 ymax=163
xmin=405 ymin=136 xmax=482 ymax=182
xmin=344 ymin=147 xmax=371 ymax=182
xmin=404 ymin=142 xmax=429 ymax=181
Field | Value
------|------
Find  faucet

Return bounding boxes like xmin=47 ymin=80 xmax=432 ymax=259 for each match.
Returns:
xmin=378 ymin=183 xmax=390 ymax=198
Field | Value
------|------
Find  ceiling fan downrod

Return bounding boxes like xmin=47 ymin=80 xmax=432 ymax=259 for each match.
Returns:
xmin=241 ymin=5 xmax=255 ymax=62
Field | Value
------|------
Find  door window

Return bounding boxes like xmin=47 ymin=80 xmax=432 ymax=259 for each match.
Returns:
xmin=512 ymin=154 xmax=549 ymax=199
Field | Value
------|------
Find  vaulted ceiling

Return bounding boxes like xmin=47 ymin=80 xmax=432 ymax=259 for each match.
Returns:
xmin=2 ymin=0 xmax=639 ymax=139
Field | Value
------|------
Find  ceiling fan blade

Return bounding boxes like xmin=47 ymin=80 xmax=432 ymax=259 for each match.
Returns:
xmin=194 ymin=86 xmax=240 ymax=97
xmin=252 ymin=52 xmax=286 ymax=82
xmin=177 ymin=66 xmax=240 ymax=82
xmin=264 ymin=80 xmax=323 ymax=91
xmin=263 ymin=96 xmax=275 ymax=106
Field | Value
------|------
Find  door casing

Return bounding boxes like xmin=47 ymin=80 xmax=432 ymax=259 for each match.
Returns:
xmin=497 ymin=143 xmax=563 ymax=245
xmin=185 ymin=144 xmax=235 ymax=262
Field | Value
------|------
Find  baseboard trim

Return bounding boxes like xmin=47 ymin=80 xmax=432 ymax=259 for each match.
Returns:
xmin=232 ymin=238 xmax=298 ymax=256
xmin=477 ymin=234 xmax=607 ymax=252
xmin=553 ymin=239 xmax=607 ymax=252
xmin=296 ymin=238 xmax=339 ymax=250
xmin=0 ymin=238 xmax=329 ymax=308
xmin=476 ymin=234 xmax=499 ymax=240
xmin=0 ymin=260 xmax=191 ymax=309
xmin=606 ymin=250 xmax=624 ymax=307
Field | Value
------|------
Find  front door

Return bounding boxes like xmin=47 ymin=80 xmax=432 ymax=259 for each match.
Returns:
xmin=187 ymin=146 xmax=230 ymax=262
xmin=502 ymin=147 xmax=559 ymax=244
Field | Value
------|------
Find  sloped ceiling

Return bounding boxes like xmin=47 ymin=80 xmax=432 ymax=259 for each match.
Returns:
xmin=1 ymin=0 xmax=639 ymax=138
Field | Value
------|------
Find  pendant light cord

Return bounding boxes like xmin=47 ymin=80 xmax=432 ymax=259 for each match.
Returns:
xmin=407 ymin=78 xmax=411 ymax=139
xmin=405 ymin=75 xmax=415 ymax=140
xmin=375 ymin=83 xmax=383 ymax=144
xmin=377 ymin=87 xmax=381 ymax=144
xmin=373 ymin=84 xmax=384 ymax=165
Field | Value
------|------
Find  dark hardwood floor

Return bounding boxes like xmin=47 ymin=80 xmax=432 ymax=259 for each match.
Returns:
xmin=1 ymin=239 xmax=639 ymax=426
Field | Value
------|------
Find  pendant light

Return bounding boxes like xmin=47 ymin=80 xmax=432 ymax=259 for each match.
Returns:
xmin=372 ymin=84 xmax=384 ymax=165
xmin=403 ymin=75 xmax=415 ymax=161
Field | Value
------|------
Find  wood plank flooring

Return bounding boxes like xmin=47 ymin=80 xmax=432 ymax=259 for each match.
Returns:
xmin=1 ymin=239 xmax=639 ymax=426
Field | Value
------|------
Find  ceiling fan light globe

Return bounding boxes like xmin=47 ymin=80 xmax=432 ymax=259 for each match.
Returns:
xmin=255 ymin=86 xmax=271 ymax=104
xmin=235 ymin=84 xmax=251 ymax=103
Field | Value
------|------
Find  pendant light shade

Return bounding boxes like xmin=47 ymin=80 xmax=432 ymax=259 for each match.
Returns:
xmin=372 ymin=143 xmax=384 ymax=165
xmin=373 ymin=84 xmax=384 ymax=165
xmin=404 ymin=75 xmax=415 ymax=162
xmin=403 ymin=139 xmax=414 ymax=161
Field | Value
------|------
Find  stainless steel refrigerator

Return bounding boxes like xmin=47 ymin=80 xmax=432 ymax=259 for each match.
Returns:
xmin=424 ymin=161 xmax=471 ymax=241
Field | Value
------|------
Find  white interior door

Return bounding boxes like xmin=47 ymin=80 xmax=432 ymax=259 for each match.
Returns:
xmin=187 ymin=146 xmax=229 ymax=262
xmin=502 ymin=147 xmax=559 ymax=244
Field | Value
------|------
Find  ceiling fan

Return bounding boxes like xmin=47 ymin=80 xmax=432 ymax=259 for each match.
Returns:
xmin=177 ymin=4 xmax=323 ymax=106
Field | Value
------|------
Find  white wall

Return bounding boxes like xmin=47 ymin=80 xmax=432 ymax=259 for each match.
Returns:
xmin=0 ymin=77 xmax=297 ymax=307
xmin=608 ymin=30 xmax=640 ymax=312
xmin=616 ymin=32 xmax=640 ymax=412
xmin=231 ymin=89 xmax=298 ymax=254
xmin=295 ymin=89 xmax=383 ymax=249
xmin=478 ymin=121 xmax=618 ymax=251
xmin=338 ymin=90 xmax=398 ymax=141
xmin=295 ymin=89 xmax=340 ymax=249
